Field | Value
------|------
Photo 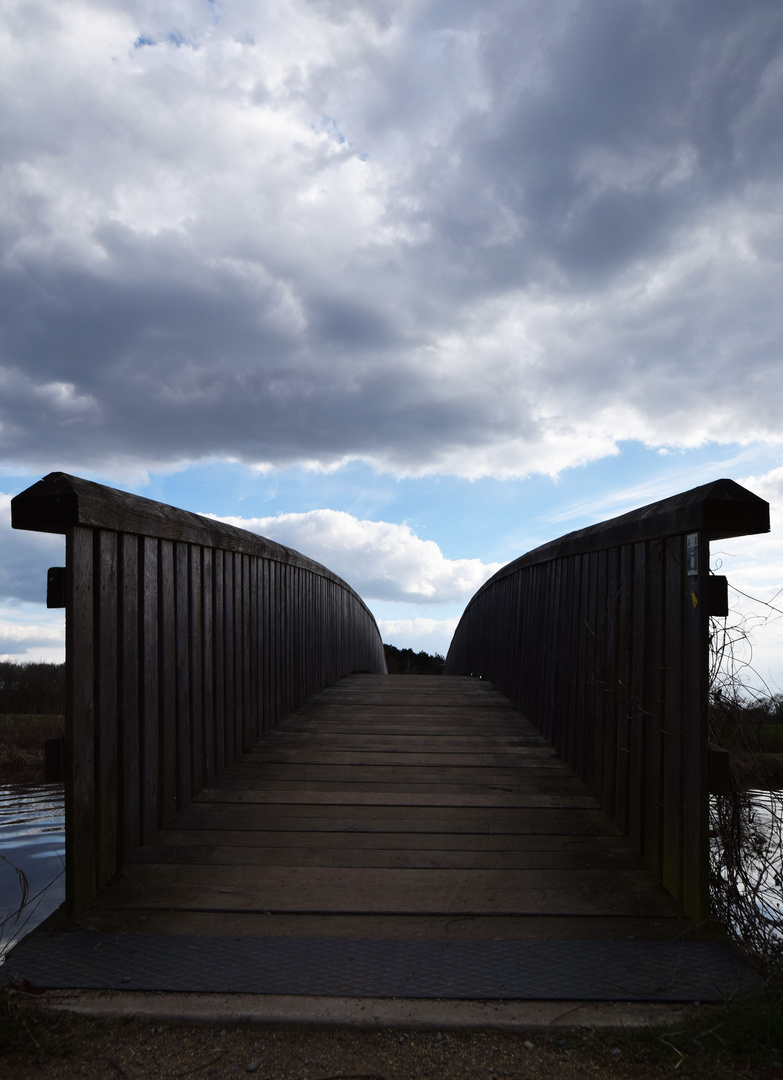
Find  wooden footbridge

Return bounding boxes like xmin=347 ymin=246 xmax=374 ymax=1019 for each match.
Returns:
xmin=5 ymin=474 xmax=770 ymax=1000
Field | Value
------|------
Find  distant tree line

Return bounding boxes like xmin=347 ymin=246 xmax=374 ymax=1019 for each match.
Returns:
xmin=0 ymin=645 xmax=447 ymax=715
xmin=0 ymin=661 xmax=65 ymax=715
xmin=0 ymin=647 xmax=448 ymax=715
xmin=711 ymin=689 xmax=783 ymax=728
xmin=383 ymin=644 xmax=445 ymax=675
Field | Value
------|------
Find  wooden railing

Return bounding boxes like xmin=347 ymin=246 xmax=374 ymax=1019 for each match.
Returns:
xmin=12 ymin=473 xmax=386 ymax=912
xmin=445 ymin=479 xmax=770 ymax=922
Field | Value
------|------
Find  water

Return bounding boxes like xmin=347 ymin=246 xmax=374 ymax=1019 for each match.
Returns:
xmin=0 ymin=782 xmax=65 ymax=964
xmin=748 ymin=791 xmax=783 ymax=920
xmin=710 ymin=789 xmax=783 ymax=960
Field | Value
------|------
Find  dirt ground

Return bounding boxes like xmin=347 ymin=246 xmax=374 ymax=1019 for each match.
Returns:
xmin=2 ymin=992 xmax=782 ymax=1080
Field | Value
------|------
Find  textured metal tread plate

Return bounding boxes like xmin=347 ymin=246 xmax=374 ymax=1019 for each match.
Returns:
xmin=1 ymin=933 xmax=759 ymax=1000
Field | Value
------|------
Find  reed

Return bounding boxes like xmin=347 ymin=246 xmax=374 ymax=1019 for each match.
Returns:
xmin=0 ymin=715 xmax=65 ymax=781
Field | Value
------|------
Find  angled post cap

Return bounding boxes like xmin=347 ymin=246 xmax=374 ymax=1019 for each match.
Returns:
xmin=694 ymin=477 xmax=770 ymax=539
xmin=11 ymin=472 xmax=82 ymax=534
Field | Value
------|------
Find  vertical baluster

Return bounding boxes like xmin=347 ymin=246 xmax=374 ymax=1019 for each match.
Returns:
xmin=65 ymin=525 xmax=96 ymax=914
xmin=644 ymin=538 xmax=666 ymax=877
xmin=174 ymin=542 xmax=192 ymax=811
xmin=572 ymin=553 xmax=589 ymax=780
xmin=119 ymin=532 xmax=140 ymax=863
xmin=140 ymin=537 xmax=159 ymax=844
xmin=241 ymin=553 xmax=252 ymax=752
xmin=202 ymin=547 xmax=215 ymax=785
xmin=662 ymin=535 xmax=685 ymax=902
xmin=189 ymin=546 xmax=204 ymax=796
xmin=628 ymin=541 xmax=647 ymax=852
xmin=95 ymin=529 xmax=119 ymax=886
xmin=212 ymin=549 xmax=225 ymax=774
xmin=159 ymin=539 xmax=177 ymax=825
xmin=601 ymin=547 xmax=620 ymax=817
xmin=223 ymin=551 xmax=235 ymax=765
xmin=682 ymin=531 xmax=710 ymax=920
xmin=615 ymin=546 xmax=633 ymax=832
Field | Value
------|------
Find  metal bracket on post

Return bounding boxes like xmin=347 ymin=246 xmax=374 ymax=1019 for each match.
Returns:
xmin=709 ymin=745 xmax=730 ymax=796
xmin=47 ymin=567 xmax=67 ymax=608
xmin=708 ymin=575 xmax=729 ymax=618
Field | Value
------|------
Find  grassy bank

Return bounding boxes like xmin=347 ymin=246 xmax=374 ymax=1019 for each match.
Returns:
xmin=0 ymin=714 xmax=64 ymax=781
xmin=731 ymin=751 xmax=783 ymax=790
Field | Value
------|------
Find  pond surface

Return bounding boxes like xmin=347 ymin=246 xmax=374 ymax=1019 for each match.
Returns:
xmin=0 ymin=781 xmax=65 ymax=964
xmin=716 ymin=789 xmax=783 ymax=936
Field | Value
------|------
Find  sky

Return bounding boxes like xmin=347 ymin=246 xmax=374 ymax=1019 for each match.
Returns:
xmin=1 ymin=0 xmax=783 ymax=693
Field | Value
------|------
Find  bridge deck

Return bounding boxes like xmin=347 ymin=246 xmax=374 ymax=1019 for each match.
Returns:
xmin=11 ymin=675 xmax=752 ymax=1000
xmin=95 ymin=674 xmax=687 ymax=934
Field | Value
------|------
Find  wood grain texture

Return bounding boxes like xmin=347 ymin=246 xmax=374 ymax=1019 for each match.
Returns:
xmin=17 ymin=474 xmax=386 ymax=914
xmin=95 ymin=529 xmax=119 ymax=886
xmin=174 ymin=542 xmax=192 ymax=813
xmin=662 ymin=536 xmax=684 ymax=901
xmin=444 ymin=482 xmax=770 ymax=923
xmin=140 ymin=537 xmax=159 ymax=846
xmin=93 ymin=674 xmax=692 ymax=940
xmin=682 ymin=530 xmax=710 ymax=919
xmin=65 ymin=526 xmax=96 ymax=912
xmin=159 ymin=539 xmax=177 ymax=825
xmin=20 ymin=473 xmax=766 ymax=929
xmin=118 ymin=532 xmax=140 ymax=863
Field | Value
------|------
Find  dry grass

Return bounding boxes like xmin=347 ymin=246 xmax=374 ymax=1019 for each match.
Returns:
xmin=730 ymin=751 xmax=783 ymax=791
xmin=0 ymin=715 xmax=64 ymax=781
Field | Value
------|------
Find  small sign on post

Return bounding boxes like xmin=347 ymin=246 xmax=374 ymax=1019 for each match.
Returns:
xmin=686 ymin=533 xmax=699 ymax=576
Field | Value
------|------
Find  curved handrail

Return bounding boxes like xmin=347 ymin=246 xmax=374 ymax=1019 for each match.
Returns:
xmin=13 ymin=473 xmax=386 ymax=911
xmin=445 ymin=479 xmax=769 ymax=921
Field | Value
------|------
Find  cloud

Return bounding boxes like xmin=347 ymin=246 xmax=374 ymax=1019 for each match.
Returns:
xmin=377 ymin=616 xmax=459 ymax=657
xmin=0 ymin=494 xmax=65 ymax=605
xmin=0 ymin=618 xmax=64 ymax=659
xmin=0 ymin=590 xmax=65 ymax=662
xmin=1 ymin=1 xmax=783 ymax=481
xmin=209 ymin=508 xmax=502 ymax=603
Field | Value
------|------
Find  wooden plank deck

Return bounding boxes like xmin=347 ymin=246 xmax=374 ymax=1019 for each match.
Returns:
xmin=89 ymin=674 xmax=696 ymax=944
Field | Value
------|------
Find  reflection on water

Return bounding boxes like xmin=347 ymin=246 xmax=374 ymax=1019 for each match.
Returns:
xmin=0 ymin=782 xmax=65 ymax=963
xmin=710 ymin=788 xmax=783 ymax=965
xmin=741 ymin=790 xmax=783 ymax=932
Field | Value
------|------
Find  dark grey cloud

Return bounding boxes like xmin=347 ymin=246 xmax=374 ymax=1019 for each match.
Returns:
xmin=1 ymin=0 xmax=783 ymax=480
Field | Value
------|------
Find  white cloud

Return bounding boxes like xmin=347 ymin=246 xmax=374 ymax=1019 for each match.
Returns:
xmin=0 ymin=602 xmax=65 ymax=663
xmin=1 ymin=2 xmax=783 ymax=481
xmin=209 ymin=508 xmax=502 ymax=603
xmin=377 ymin=616 xmax=458 ymax=657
